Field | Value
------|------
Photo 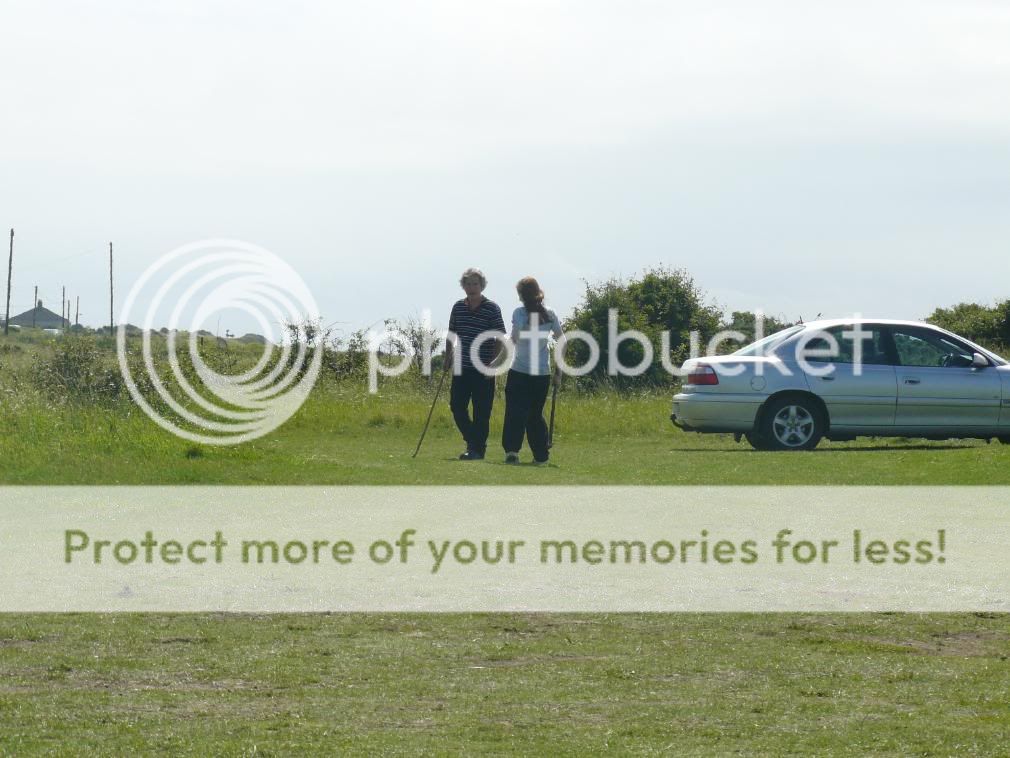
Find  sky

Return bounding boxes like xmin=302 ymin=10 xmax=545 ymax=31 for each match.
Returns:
xmin=1 ymin=0 xmax=1009 ymax=340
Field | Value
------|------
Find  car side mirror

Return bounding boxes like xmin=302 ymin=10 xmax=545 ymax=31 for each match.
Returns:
xmin=972 ymin=352 xmax=988 ymax=369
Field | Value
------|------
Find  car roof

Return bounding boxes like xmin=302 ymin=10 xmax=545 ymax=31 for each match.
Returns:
xmin=798 ymin=318 xmax=936 ymax=329
xmin=784 ymin=319 xmax=1007 ymax=364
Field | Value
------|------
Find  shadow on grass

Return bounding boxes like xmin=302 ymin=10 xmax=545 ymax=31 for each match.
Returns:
xmin=673 ymin=444 xmax=981 ymax=453
xmin=814 ymin=444 xmax=982 ymax=453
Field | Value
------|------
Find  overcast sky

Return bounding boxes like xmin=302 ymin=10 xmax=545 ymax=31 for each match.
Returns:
xmin=1 ymin=0 xmax=1009 ymax=338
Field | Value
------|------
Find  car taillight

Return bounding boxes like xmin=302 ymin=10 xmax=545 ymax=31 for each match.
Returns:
xmin=687 ymin=364 xmax=719 ymax=386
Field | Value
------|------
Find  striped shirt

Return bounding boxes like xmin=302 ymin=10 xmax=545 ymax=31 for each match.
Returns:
xmin=448 ymin=297 xmax=506 ymax=370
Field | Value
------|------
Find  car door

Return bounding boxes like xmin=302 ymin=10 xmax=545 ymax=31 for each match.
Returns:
xmin=1000 ymin=367 xmax=1010 ymax=430
xmin=798 ymin=325 xmax=897 ymax=429
xmin=889 ymin=326 xmax=1002 ymax=430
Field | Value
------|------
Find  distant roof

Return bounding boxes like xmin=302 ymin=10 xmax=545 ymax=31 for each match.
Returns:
xmin=7 ymin=304 xmax=65 ymax=328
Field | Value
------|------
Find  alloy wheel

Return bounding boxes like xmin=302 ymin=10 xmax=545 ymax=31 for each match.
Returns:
xmin=771 ymin=405 xmax=815 ymax=448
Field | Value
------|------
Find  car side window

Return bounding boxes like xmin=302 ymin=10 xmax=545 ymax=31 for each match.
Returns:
xmin=802 ymin=326 xmax=890 ymax=365
xmin=891 ymin=329 xmax=975 ymax=368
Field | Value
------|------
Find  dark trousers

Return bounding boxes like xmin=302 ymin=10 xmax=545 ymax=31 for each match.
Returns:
xmin=449 ymin=368 xmax=496 ymax=454
xmin=502 ymin=369 xmax=551 ymax=462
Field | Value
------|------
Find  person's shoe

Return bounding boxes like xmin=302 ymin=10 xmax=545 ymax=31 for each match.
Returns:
xmin=504 ymin=452 xmax=520 ymax=465
xmin=533 ymin=457 xmax=549 ymax=466
xmin=458 ymin=450 xmax=484 ymax=461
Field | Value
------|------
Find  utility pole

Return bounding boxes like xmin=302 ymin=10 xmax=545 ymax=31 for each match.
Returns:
xmin=32 ymin=285 xmax=37 ymax=328
xmin=109 ymin=242 xmax=114 ymax=333
xmin=75 ymin=296 xmax=80 ymax=326
xmin=3 ymin=229 xmax=12 ymax=336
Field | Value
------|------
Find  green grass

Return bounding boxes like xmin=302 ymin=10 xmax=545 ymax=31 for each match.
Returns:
xmin=3 ymin=613 xmax=1010 ymax=755
xmin=4 ymin=334 xmax=1010 ymax=754
xmin=2 ymin=382 xmax=1009 ymax=484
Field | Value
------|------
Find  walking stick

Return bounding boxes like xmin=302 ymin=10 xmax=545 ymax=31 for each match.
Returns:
xmin=547 ymin=372 xmax=559 ymax=449
xmin=412 ymin=362 xmax=449 ymax=458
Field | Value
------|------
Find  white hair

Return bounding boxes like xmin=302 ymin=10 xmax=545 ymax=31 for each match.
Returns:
xmin=459 ymin=268 xmax=487 ymax=290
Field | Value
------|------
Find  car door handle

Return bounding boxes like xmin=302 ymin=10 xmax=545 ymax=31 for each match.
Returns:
xmin=903 ymin=378 xmax=921 ymax=385
xmin=819 ymin=376 xmax=835 ymax=381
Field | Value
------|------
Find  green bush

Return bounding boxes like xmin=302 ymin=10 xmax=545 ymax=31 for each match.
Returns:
xmin=32 ymin=335 xmax=123 ymax=402
xmin=721 ymin=311 xmax=795 ymax=348
xmin=562 ymin=266 xmax=723 ymax=390
xmin=926 ymin=301 xmax=1010 ymax=356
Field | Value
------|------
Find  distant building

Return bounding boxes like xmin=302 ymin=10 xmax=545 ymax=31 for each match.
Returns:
xmin=5 ymin=300 xmax=66 ymax=330
xmin=238 ymin=333 xmax=269 ymax=345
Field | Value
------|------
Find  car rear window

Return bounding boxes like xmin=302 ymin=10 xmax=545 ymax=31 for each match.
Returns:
xmin=733 ymin=326 xmax=805 ymax=357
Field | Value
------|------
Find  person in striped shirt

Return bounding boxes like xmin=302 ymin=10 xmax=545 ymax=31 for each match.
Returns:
xmin=444 ymin=268 xmax=507 ymax=461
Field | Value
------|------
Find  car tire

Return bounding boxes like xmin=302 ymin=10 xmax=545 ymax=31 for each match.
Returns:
xmin=757 ymin=395 xmax=825 ymax=451
xmin=999 ymin=436 xmax=1010 ymax=445
xmin=745 ymin=431 xmax=774 ymax=451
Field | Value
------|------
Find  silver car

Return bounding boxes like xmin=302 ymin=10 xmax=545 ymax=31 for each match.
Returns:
xmin=671 ymin=319 xmax=1010 ymax=450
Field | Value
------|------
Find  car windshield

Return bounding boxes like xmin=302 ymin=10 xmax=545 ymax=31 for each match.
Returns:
xmin=733 ymin=325 xmax=805 ymax=357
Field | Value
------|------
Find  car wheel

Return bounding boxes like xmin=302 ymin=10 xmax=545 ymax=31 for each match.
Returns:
xmin=745 ymin=431 xmax=774 ymax=451
xmin=758 ymin=396 xmax=824 ymax=451
xmin=999 ymin=436 xmax=1010 ymax=445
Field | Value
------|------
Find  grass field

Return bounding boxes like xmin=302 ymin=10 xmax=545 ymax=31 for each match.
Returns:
xmin=3 ymin=613 xmax=1010 ymax=755
xmin=2 ymin=332 xmax=1009 ymax=754
xmin=3 ymin=381 xmax=1010 ymax=485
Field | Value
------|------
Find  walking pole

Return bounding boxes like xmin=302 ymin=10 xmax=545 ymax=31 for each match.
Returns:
xmin=547 ymin=372 xmax=559 ymax=449
xmin=412 ymin=361 xmax=450 ymax=458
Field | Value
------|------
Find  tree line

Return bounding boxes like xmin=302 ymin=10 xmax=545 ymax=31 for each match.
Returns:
xmin=7 ymin=266 xmax=1007 ymax=396
xmin=560 ymin=266 xmax=1009 ymax=390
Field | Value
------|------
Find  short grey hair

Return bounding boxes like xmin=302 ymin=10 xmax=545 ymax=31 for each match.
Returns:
xmin=459 ymin=268 xmax=487 ymax=290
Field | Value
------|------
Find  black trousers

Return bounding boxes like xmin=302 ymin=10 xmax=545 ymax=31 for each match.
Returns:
xmin=502 ymin=369 xmax=551 ymax=462
xmin=449 ymin=368 xmax=496 ymax=454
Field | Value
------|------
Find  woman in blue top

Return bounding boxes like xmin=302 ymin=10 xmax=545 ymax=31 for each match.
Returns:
xmin=502 ymin=276 xmax=563 ymax=465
